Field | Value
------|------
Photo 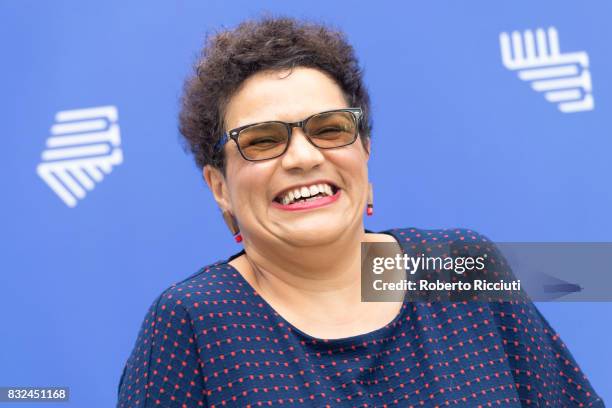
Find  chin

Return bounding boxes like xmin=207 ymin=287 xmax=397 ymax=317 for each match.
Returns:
xmin=278 ymin=218 xmax=348 ymax=246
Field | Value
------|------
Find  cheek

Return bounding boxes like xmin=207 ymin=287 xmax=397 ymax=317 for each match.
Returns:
xmin=330 ymin=149 xmax=369 ymax=178
xmin=228 ymin=161 xmax=276 ymax=209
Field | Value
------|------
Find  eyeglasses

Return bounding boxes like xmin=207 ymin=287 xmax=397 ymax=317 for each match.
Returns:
xmin=214 ymin=107 xmax=363 ymax=161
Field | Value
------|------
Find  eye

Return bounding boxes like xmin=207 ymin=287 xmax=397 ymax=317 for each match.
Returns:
xmin=250 ymin=137 xmax=282 ymax=146
xmin=316 ymin=126 xmax=342 ymax=133
xmin=312 ymin=126 xmax=350 ymax=138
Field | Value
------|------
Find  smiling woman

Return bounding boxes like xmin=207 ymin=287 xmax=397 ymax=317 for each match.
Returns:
xmin=207 ymin=67 xmax=371 ymax=251
xmin=116 ymin=16 xmax=604 ymax=408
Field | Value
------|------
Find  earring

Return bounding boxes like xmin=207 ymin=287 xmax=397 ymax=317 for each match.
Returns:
xmin=366 ymin=182 xmax=374 ymax=216
xmin=222 ymin=210 xmax=242 ymax=243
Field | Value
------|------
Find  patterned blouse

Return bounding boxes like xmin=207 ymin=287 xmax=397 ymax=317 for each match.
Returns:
xmin=117 ymin=227 xmax=604 ymax=407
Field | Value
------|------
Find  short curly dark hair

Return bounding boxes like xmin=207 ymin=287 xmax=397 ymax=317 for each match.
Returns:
xmin=178 ymin=16 xmax=373 ymax=173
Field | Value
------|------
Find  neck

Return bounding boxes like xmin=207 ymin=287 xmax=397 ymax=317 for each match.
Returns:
xmin=236 ymin=222 xmax=369 ymax=312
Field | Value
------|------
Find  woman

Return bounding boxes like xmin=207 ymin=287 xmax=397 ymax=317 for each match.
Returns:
xmin=117 ymin=17 xmax=603 ymax=407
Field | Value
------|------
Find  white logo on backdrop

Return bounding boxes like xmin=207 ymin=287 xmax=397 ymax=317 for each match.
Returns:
xmin=500 ymin=27 xmax=594 ymax=113
xmin=37 ymin=106 xmax=123 ymax=208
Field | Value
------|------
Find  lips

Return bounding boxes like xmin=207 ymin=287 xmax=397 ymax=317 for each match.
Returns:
xmin=273 ymin=181 xmax=339 ymax=205
xmin=271 ymin=188 xmax=341 ymax=211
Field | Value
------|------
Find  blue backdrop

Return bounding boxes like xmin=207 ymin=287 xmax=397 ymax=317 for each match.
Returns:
xmin=2 ymin=1 xmax=611 ymax=406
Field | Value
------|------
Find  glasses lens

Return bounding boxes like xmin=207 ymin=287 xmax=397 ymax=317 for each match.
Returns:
xmin=237 ymin=122 xmax=289 ymax=160
xmin=304 ymin=111 xmax=357 ymax=148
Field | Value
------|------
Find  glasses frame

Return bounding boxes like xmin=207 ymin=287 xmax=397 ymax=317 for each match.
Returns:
xmin=214 ymin=107 xmax=363 ymax=162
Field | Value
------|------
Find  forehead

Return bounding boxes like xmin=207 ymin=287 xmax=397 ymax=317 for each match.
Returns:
xmin=224 ymin=67 xmax=348 ymax=129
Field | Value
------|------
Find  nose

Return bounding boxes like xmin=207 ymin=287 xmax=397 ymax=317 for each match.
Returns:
xmin=280 ymin=127 xmax=325 ymax=172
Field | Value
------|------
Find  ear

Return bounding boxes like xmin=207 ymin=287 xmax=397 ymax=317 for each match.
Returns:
xmin=363 ymin=136 xmax=371 ymax=160
xmin=203 ymin=165 xmax=231 ymax=211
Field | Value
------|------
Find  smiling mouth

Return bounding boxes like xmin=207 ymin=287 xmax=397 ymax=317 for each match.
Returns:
xmin=273 ymin=183 xmax=340 ymax=205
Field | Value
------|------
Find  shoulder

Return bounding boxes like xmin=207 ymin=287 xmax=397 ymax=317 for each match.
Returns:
xmin=388 ymin=226 xmax=512 ymax=282
xmin=386 ymin=229 xmax=603 ymax=404
xmin=118 ymin=259 xmax=251 ymax=392
xmin=386 ymin=226 xmax=494 ymax=246
xmin=150 ymin=258 xmax=250 ymax=319
xmin=118 ymin=261 xmax=240 ymax=406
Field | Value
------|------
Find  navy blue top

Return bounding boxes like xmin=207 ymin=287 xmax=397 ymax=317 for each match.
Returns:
xmin=117 ymin=227 xmax=604 ymax=407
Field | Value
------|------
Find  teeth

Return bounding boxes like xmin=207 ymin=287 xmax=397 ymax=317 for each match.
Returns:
xmin=278 ymin=183 xmax=336 ymax=205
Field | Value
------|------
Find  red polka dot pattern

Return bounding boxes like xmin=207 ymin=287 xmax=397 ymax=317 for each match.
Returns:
xmin=117 ymin=227 xmax=604 ymax=407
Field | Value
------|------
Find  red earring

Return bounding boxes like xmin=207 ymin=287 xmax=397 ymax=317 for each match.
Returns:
xmin=366 ymin=182 xmax=374 ymax=216
xmin=222 ymin=210 xmax=242 ymax=243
